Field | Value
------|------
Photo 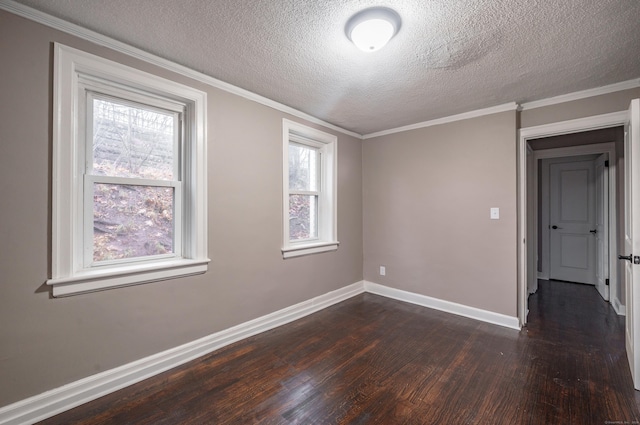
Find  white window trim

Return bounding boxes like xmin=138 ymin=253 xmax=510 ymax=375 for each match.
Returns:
xmin=282 ymin=119 xmax=338 ymax=258
xmin=48 ymin=43 xmax=209 ymax=297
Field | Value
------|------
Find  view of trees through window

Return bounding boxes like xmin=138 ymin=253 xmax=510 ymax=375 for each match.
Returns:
xmin=288 ymin=143 xmax=319 ymax=240
xmin=91 ymin=98 xmax=177 ymax=262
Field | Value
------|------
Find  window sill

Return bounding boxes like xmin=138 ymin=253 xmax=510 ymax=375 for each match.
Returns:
xmin=282 ymin=241 xmax=339 ymax=259
xmin=46 ymin=258 xmax=210 ymax=297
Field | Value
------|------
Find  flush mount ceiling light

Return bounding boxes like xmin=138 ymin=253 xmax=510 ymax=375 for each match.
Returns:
xmin=345 ymin=7 xmax=402 ymax=52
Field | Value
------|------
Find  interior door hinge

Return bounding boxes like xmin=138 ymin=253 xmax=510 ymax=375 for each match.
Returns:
xmin=605 ymin=278 xmax=610 ymax=286
xmin=605 ymin=160 xmax=609 ymax=167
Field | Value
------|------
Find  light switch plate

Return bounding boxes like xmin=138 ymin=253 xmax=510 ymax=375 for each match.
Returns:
xmin=379 ymin=266 xmax=386 ymax=276
xmin=490 ymin=207 xmax=500 ymax=219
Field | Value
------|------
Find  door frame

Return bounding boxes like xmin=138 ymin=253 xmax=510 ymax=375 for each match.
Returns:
xmin=537 ymin=149 xmax=609 ymax=291
xmin=517 ymin=111 xmax=627 ymax=326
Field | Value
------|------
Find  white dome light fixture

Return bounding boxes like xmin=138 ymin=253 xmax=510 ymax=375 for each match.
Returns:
xmin=346 ymin=7 xmax=401 ymax=53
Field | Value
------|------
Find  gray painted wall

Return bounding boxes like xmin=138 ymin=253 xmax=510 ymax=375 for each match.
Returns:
xmin=362 ymin=111 xmax=519 ymax=317
xmin=0 ymin=10 xmax=363 ymax=407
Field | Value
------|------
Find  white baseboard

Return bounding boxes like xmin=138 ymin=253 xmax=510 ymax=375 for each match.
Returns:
xmin=1 ymin=279 xmax=523 ymax=425
xmin=613 ymin=297 xmax=626 ymax=316
xmin=0 ymin=281 xmax=366 ymax=425
xmin=364 ymin=281 xmax=521 ymax=330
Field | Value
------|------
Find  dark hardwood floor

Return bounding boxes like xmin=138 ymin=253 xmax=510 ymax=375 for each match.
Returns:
xmin=39 ymin=280 xmax=640 ymax=424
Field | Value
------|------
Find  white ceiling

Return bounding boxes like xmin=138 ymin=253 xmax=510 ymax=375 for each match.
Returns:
xmin=11 ymin=0 xmax=640 ymax=135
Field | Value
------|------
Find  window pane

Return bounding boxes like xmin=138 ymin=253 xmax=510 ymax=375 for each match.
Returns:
xmin=289 ymin=194 xmax=318 ymax=240
xmin=92 ymin=98 xmax=175 ymax=180
xmin=93 ymin=183 xmax=174 ymax=262
xmin=289 ymin=143 xmax=318 ymax=191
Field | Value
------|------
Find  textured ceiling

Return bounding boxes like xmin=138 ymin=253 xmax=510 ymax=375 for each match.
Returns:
xmin=11 ymin=0 xmax=640 ymax=135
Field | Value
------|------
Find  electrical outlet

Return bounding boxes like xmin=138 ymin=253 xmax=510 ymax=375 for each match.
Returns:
xmin=379 ymin=266 xmax=386 ymax=276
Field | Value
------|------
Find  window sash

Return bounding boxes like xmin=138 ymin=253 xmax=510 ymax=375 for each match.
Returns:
xmin=288 ymin=193 xmax=319 ymax=242
xmin=85 ymin=90 xmax=182 ymax=180
xmin=81 ymin=88 xmax=184 ymax=268
xmin=288 ymin=142 xmax=322 ymax=244
xmin=83 ymin=175 xmax=183 ymax=267
xmin=288 ymin=141 xmax=321 ymax=193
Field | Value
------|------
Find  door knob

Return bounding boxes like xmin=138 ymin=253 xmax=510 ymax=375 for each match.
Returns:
xmin=590 ymin=229 xmax=597 ymax=234
xmin=551 ymin=225 xmax=562 ymax=229
xmin=619 ymin=254 xmax=633 ymax=262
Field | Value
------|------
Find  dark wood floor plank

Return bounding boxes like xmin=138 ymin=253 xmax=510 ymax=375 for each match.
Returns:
xmin=37 ymin=280 xmax=640 ymax=424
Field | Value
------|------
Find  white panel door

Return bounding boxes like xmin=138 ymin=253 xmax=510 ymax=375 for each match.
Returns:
xmin=549 ymin=160 xmax=596 ymax=284
xmin=595 ymin=153 xmax=609 ymax=300
xmin=621 ymin=98 xmax=640 ymax=390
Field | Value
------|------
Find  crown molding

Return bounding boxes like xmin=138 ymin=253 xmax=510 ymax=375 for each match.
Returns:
xmin=362 ymin=102 xmax=519 ymax=139
xmin=0 ymin=0 xmax=362 ymax=139
xmin=520 ymin=79 xmax=640 ymax=111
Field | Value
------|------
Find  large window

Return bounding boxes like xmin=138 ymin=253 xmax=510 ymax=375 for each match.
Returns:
xmin=49 ymin=44 xmax=208 ymax=296
xmin=282 ymin=120 xmax=338 ymax=258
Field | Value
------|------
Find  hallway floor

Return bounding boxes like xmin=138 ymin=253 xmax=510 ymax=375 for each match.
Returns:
xmin=524 ymin=279 xmax=640 ymax=423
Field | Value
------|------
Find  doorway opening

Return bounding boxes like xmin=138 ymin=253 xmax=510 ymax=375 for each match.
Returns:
xmin=527 ymin=127 xmax=624 ymax=307
xmin=517 ymin=112 xmax=628 ymax=327
xmin=526 ymin=130 xmax=623 ymax=320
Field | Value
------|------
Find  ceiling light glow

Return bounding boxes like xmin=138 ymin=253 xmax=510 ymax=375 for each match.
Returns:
xmin=346 ymin=7 xmax=401 ymax=53
xmin=351 ymin=19 xmax=394 ymax=52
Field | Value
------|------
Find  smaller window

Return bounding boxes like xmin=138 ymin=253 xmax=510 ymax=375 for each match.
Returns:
xmin=282 ymin=120 xmax=338 ymax=258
